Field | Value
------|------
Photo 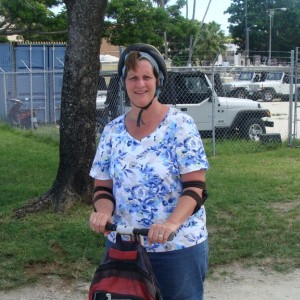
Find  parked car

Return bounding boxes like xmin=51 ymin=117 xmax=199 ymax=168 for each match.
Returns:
xmin=222 ymin=71 xmax=267 ymax=99
xmin=248 ymin=72 xmax=300 ymax=102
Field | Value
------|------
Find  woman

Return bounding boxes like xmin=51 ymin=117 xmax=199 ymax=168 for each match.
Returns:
xmin=89 ymin=43 xmax=209 ymax=300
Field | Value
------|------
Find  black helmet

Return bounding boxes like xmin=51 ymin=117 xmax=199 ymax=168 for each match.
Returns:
xmin=118 ymin=43 xmax=167 ymax=91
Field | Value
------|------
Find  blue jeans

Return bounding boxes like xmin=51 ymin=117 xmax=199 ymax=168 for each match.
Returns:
xmin=105 ymin=238 xmax=209 ymax=300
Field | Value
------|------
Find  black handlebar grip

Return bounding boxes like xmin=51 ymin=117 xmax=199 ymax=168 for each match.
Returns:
xmin=133 ymin=228 xmax=175 ymax=241
xmin=167 ymin=232 xmax=175 ymax=241
xmin=105 ymin=223 xmax=117 ymax=231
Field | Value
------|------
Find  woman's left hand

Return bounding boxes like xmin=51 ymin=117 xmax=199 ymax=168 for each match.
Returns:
xmin=148 ymin=222 xmax=178 ymax=244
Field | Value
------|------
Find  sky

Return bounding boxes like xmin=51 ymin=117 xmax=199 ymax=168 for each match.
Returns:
xmin=169 ymin=0 xmax=232 ymax=34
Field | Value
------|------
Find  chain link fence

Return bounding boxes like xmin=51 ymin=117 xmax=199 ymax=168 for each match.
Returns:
xmin=1 ymin=53 xmax=299 ymax=154
xmin=0 ymin=69 xmax=63 ymax=127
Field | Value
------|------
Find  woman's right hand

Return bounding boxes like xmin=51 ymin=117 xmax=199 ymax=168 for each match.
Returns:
xmin=89 ymin=212 xmax=112 ymax=237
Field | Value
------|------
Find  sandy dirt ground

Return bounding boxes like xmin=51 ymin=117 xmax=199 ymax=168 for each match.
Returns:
xmin=204 ymin=264 xmax=300 ymax=300
xmin=0 ymin=264 xmax=299 ymax=300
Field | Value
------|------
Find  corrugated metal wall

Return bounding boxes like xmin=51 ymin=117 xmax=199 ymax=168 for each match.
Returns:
xmin=0 ymin=43 xmax=66 ymax=122
xmin=0 ymin=44 xmax=12 ymax=71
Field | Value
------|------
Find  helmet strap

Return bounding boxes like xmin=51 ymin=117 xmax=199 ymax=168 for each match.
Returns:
xmin=131 ymin=94 xmax=156 ymax=127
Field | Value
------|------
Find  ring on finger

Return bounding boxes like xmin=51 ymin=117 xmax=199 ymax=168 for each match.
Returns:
xmin=158 ymin=233 xmax=164 ymax=238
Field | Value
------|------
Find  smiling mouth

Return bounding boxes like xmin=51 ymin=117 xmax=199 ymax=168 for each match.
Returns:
xmin=135 ymin=90 xmax=147 ymax=94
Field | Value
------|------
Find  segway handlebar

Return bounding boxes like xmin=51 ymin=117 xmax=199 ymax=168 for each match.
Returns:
xmin=105 ymin=223 xmax=175 ymax=241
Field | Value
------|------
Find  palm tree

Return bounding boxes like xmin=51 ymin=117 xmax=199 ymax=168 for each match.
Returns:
xmin=183 ymin=0 xmax=196 ymax=20
xmin=194 ymin=21 xmax=227 ymax=65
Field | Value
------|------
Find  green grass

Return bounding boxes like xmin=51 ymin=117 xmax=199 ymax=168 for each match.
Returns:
xmin=0 ymin=123 xmax=300 ymax=289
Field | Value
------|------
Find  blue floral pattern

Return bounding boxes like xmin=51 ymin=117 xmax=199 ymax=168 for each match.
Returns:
xmin=90 ymin=107 xmax=209 ymax=252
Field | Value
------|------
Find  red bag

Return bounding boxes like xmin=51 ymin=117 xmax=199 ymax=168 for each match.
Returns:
xmin=89 ymin=234 xmax=162 ymax=300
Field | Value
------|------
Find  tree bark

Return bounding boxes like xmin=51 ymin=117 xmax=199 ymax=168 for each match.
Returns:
xmin=14 ymin=0 xmax=108 ymax=218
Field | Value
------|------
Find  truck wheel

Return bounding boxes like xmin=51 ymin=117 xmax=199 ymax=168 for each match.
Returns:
xmin=235 ymin=89 xmax=247 ymax=99
xmin=241 ymin=118 xmax=266 ymax=141
xmin=263 ymin=89 xmax=274 ymax=102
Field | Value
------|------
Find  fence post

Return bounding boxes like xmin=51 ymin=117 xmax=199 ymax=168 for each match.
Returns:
xmin=0 ymin=68 xmax=8 ymax=118
xmin=288 ymin=50 xmax=294 ymax=146
xmin=292 ymin=48 xmax=299 ymax=146
xmin=211 ymin=53 xmax=220 ymax=157
xmin=211 ymin=65 xmax=216 ymax=157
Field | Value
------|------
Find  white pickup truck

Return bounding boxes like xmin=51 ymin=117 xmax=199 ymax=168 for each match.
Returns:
xmin=248 ymin=72 xmax=300 ymax=102
xmin=157 ymin=70 xmax=274 ymax=141
xmin=222 ymin=71 xmax=266 ymax=99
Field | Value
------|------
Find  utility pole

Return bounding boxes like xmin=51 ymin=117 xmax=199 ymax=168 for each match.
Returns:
xmin=267 ymin=7 xmax=287 ymax=66
xmin=245 ymin=0 xmax=249 ymax=66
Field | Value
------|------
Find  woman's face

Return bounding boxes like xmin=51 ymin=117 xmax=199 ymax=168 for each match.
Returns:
xmin=125 ymin=59 xmax=157 ymax=107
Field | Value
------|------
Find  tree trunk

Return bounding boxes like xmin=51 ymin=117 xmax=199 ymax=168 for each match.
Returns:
xmin=14 ymin=0 xmax=108 ymax=218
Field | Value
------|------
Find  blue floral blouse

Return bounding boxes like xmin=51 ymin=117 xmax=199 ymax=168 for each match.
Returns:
xmin=90 ymin=107 xmax=209 ymax=252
